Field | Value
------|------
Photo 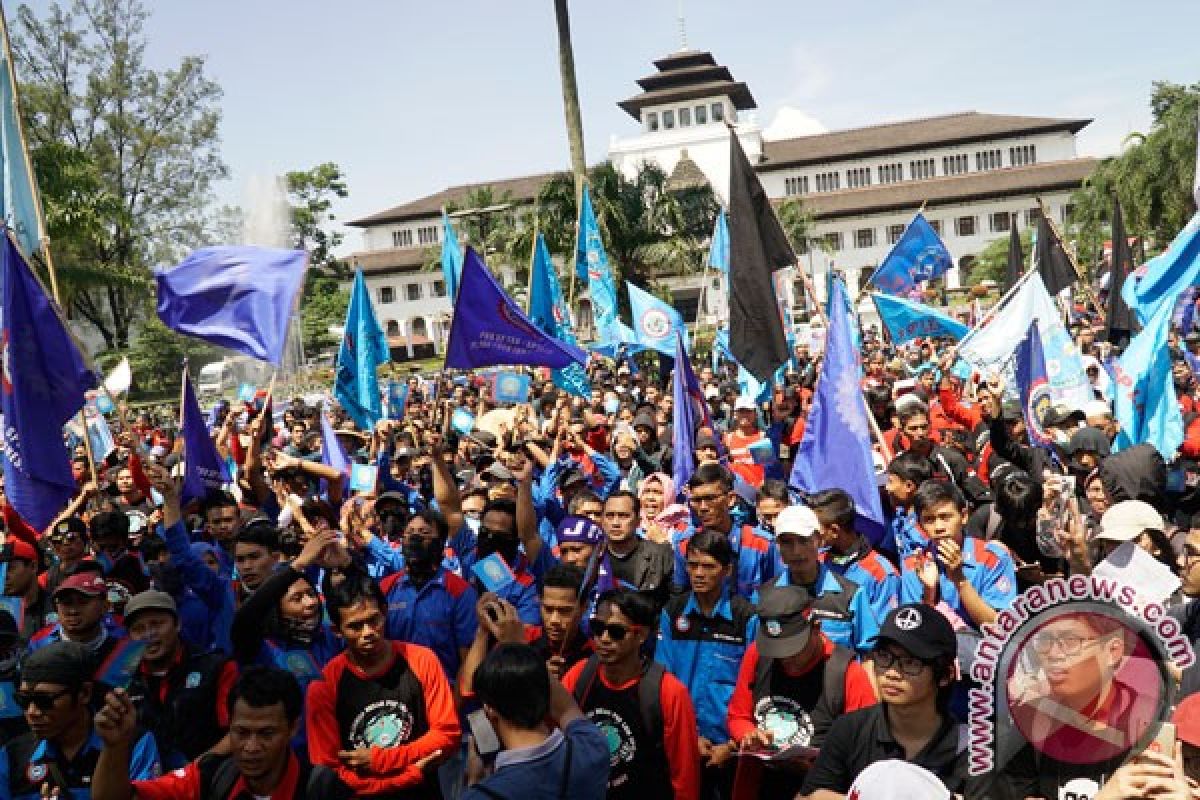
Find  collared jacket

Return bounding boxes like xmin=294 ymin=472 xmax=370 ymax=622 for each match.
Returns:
xmin=772 ymin=563 xmax=881 ymax=656
xmin=672 ymin=523 xmax=782 ymax=599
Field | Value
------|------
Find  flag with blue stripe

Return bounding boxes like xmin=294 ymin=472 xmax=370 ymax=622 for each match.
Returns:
xmin=1111 ymin=297 xmax=1183 ymax=459
xmin=576 ymin=185 xmax=618 ymax=334
xmin=441 ymin=211 xmax=463 ymax=301
xmin=709 ymin=209 xmax=729 ymax=273
xmin=0 ymin=13 xmax=44 ymax=260
xmin=528 ymin=232 xmax=590 ymax=397
xmin=335 ymin=270 xmax=390 ymax=432
xmin=868 ymin=212 xmax=953 ymax=295
xmin=1014 ymin=323 xmax=1055 ymax=450
xmin=627 ymin=282 xmax=687 ymax=356
xmin=872 ymin=293 xmax=969 ymax=345
xmin=1122 ymin=211 xmax=1200 ymax=325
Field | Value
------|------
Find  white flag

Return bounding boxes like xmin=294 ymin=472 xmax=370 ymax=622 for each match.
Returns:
xmin=103 ymin=357 xmax=132 ymax=395
xmin=958 ymin=273 xmax=1091 ymax=408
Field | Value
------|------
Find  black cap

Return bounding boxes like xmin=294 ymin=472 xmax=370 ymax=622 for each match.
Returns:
xmin=1041 ymin=404 xmax=1085 ymax=430
xmin=1000 ymin=398 xmax=1023 ymax=421
xmin=876 ymin=604 xmax=956 ymax=661
xmin=755 ymin=585 xmax=815 ymax=659
xmin=21 ymin=641 xmax=95 ymax=687
xmin=51 ymin=517 xmax=88 ymax=540
xmin=559 ymin=468 xmax=587 ymax=489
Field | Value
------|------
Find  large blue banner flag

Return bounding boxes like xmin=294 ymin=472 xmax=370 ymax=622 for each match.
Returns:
xmin=672 ymin=331 xmax=713 ymax=491
xmin=627 ymin=282 xmax=688 ymax=356
xmin=335 ymin=270 xmax=390 ymax=432
xmin=1013 ymin=323 xmax=1055 ymax=450
xmin=1112 ymin=297 xmax=1183 ymax=459
xmin=0 ymin=234 xmax=92 ymax=529
xmin=872 ymin=292 xmax=969 ymax=345
xmin=319 ymin=408 xmax=351 ymax=480
xmin=156 ymin=246 xmax=308 ymax=365
xmin=589 ymin=320 xmax=645 ymax=360
xmin=709 ymin=209 xmax=730 ymax=274
xmin=528 ymin=232 xmax=591 ymax=397
xmin=790 ymin=277 xmax=886 ymax=542
xmin=446 ymin=247 xmax=586 ymax=370
xmin=576 ymin=185 xmax=618 ymax=335
xmin=868 ymin=212 xmax=953 ymax=295
xmin=441 ymin=211 xmax=463 ymax=301
xmin=180 ymin=368 xmax=231 ymax=505
xmin=1121 ymin=210 xmax=1200 ymax=325
xmin=0 ymin=13 xmax=44 ymax=261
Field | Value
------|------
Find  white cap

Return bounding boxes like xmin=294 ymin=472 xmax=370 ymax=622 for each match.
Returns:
xmin=1097 ymin=500 xmax=1164 ymax=542
xmin=1083 ymin=399 xmax=1113 ymax=419
xmin=733 ymin=396 xmax=757 ymax=411
xmin=847 ymin=760 xmax=951 ymax=800
xmin=774 ymin=505 xmax=820 ymax=538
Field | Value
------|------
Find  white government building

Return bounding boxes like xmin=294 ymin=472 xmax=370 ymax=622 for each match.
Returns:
xmin=346 ymin=47 xmax=1096 ymax=359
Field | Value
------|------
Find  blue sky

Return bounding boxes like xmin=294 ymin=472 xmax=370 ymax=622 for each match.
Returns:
xmin=22 ymin=0 xmax=1200 ymax=253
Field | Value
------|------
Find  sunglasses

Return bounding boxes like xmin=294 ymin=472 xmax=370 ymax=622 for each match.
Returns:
xmin=14 ymin=687 xmax=73 ymax=711
xmin=589 ymin=619 xmax=643 ymax=642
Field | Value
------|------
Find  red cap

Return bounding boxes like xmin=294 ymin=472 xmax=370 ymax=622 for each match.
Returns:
xmin=1172 ymin=693 xmax=1200 ymax=748
xmin=53 ymin=572 xmax=107 ymax=599
xmin=3 ymin=540 xmax=37 ymax=563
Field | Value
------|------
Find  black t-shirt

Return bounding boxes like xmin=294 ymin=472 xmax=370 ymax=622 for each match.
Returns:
xmin=334 ymin=653 xmax=429 ymax=752
xmin=608 ymin=539 xmax=674 ymax=606
xmin=801 ymin=704 xmax=969 ymax=796
xmin=580 ymin=674 xmax=671 ymax=800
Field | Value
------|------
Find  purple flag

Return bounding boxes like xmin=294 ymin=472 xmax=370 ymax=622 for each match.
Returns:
xmin=1014 ymin=323 xmax=1055 ymax=450
xmin=0 ymin=233 xmax=93 ymax=529
xmin=180 ymin=368 xmax=231 ymax=505
xmin=444 ymin=248 xmax=586 ymax=370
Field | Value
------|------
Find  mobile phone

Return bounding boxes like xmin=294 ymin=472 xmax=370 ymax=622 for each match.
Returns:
xmin=1146 ymin=721 xmax=1176 ymax=756
xmin=467 ymin=709 xmax=501 ymax=758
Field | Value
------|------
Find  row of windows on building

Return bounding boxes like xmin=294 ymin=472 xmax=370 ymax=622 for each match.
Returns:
xmin=644 ymin=101 xmax=727 ymax=133
xmin=377 ymin=280 xmax=447 ymax=304
xmin=391 ymin=225 xmax=440 ymax=249
xmin=780 ymin=144 xmax=1038 ymax=196
xmin=801 ymin=205 xmax=1071 ymax=253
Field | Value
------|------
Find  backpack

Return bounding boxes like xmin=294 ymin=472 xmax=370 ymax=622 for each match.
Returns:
xmin=571 ymin=655 xmax=665 ymax=756
xmin=199 ymin=753 xmax=349 ymax=800
xmin=751 ymin=643 xmax=853 ymax=725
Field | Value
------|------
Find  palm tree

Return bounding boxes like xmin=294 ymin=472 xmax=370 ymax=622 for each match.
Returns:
xmin=553 ymin=0 xmax=587 ymax=204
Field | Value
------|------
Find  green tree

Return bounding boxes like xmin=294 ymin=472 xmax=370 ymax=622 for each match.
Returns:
xmin=1070 ymin=80 xmax=1200 ymax=266
xmin=553 ymin=0 xmax=587 ymax=203
xmin=299 ymin=275 xmax=349 ymax=358
xmin=777 ymin=198 xmax=818 ymax=257
xmin=124 ymin=317 xmax=219 ymax=399
xmin=970 ymin=228 xmax=1032 ymax=285
xmin=287 ymin=162 xmax=348 ymax=276
xmin=15 ymin=0 xmax=228 ymax=350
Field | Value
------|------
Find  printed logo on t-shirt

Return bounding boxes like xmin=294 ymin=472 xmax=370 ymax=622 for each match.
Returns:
xmin=1058 ymin=777 xmax=1099 ymax=800
xmin=587 ymin=707 xmax=637 ymax=769
xmin=349 ymin=700 xmax=415 ymax=748
xmin=753 ymin=695 xmax=815 ymax=748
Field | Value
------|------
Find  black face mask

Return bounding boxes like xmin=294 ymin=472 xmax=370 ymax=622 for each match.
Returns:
xmin=402 ymin=537 xmax=442 ymax=571
xmin=379 ymin=511 xmax=408 ymax=541
xmin=477 ymin=530 xmax=520 ymax=566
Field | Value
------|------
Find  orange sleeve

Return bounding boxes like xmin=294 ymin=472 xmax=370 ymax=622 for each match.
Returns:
xmin=132 ymin=761 xmax=201 ymax=800
xmin=659 ymin=672 xmax=702 ymax=800
xmin=937 ymin=386 xmax=982 ymax=430
xmin=369 ymin=644 xmax=462 ymax=777
xmin=1180 ymin=416 xmax=1200 ymax=459
xmin=842 ymin=660 xmax=879 ymax=712
xmin=561 ymin=659 xmax=585 ymax=694
xmin=725 ymin=643 xmax=759 ymax=745
xmin=215 ymin=660 xmax=239 ymax=728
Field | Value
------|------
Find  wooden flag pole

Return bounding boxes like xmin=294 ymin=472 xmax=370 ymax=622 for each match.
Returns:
xmin=75 ymin=408 xmax=101 ymax=489
xmin=1036 ymin=197 xmax=1106 ymax=323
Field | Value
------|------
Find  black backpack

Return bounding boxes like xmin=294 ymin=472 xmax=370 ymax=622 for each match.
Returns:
xmin=198 ymin=753 xmax=351 ymax=800
xmin=572 ymin=655 xmax=665 ymax=756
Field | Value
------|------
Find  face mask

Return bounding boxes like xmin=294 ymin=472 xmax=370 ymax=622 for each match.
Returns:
xmin=280 ymin=615 xmax=318 ymax=647
xmin=603 ymin=397 xmax=620 ymax=415
xmin=477 ymin=533 xmax=520 ymax=566
xmin=464 ymin=516 xmax=481 ymax=534
xmin=379 ymin=512 xmax=407 ymax=541
xmin=403 ymin=537 xmax=442 ymax=570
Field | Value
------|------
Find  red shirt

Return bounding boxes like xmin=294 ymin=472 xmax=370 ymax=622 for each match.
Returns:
xmin=134 ymin=751 xmax=304 ymax=800
xmin=725 ymin=430 xmax=766 ymax=488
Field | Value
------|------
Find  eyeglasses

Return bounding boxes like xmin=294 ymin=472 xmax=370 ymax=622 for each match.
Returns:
xmin=873 ymin=649 xmax=930 ymax=677
xmin=1029 ymin=634 xmax=1101 ymax=657
xmin=589 ymin=619 xmax=643 ymax=642
xmin=689 ymin=493 xmax=727 ymax=507
xmin=14 ymin=688 xmax=73 ymax=711
xmin=478 ymin=526 xmax=515 ymax=540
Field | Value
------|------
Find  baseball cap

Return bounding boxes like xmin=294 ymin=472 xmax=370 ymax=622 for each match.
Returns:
xmin=375 ymin=491 xmax=407 ymax=507
xmin=1041 ymin=404 xmax=1085 ymax=429
xmin=481 ymin=462 xmax=514 ymax=483
xmin=694 ymin=432 xmax=719 ymax=451
xmin=1 ymin=539 xmax=37 ymax=563
xmin=756 ymin=585 xmax=815 ymax=659
xmin=1172 ymin=694 xmax=1200 ymax=748
xmin=733 ymin=396 xmax=757 ymax=412
xmin=1000 ymin=398 xmax=1023 ymax=421
xmin=773 ymin=505 xmax=820 ymax=538
xmin=52 ymin=572 xmax=108 ymax=600
xmin=1097 ymin=500 xmax=1164 ymax=542
xmin=51 ymin=517 xmax=88 ymax=540
xmin=876 ymin=603 xmax=956 ymax=662
xmin=559 ymin=468 xmax=588 ymax=489
xmin=21 ymin=640 xmax=94 ymax=687
xmin=555 ymin=516 xmax=603 ymax=546
xmin=123 ymin=590 xmax=178 ymax=623
xmin=846 ymin=760 xmax=951 ymax=800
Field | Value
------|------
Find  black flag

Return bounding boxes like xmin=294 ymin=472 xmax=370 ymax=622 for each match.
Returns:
xmin=1035 ymin=213 xmax=1078 ymax=296
xmin=1005 ymin=221 xmax=1023 ymax=292
xmin=727 ymin=130 xmax=794 ymax=381
xmin=1105 ymin=196 xmax=1138 ymax=346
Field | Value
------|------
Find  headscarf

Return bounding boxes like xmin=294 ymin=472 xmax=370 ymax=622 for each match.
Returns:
xmin=639 ymin=473 xmax=690 ymax=532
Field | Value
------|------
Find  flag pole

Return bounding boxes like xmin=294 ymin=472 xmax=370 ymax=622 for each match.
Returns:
xmin=75 ymin=407 xmax=101 ymax=489
xmin=1036 ymin=197 xmax=1106 ymax=324
xmin=956 ymin=266 xmax=1039 ymax=351
xmin=856 ymin=200 xmax=929 ymax=307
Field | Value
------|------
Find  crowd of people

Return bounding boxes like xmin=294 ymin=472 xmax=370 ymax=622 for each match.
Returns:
xmin=0 ymin=316 xmax=1198 ymax=800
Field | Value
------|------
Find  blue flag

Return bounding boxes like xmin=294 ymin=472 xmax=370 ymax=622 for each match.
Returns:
xmin=790 ymin=277 xmax=885 ymax=543
xmin=1112 ymin=298 xmax=1183 ymax=459
xmin=672 ymin=332 xmax=699 ymax=491
xmin=441 ymin=211 xmax=463 ymax=301
xmin=589 ymin=319 xmax=646 ymax=360
xmin=0 ymin=234 xmax=92 ymax=529
xmin=446 ymin=248 xmax=586 ymax=370
xmin=0 ymin=14 xmax=44 ymax=261
xmin=709 ymin=209 xmax=730 ymax=274
xmin=868 ymin=212 xmax=953 ymax=295
xmin=180 ymin=369 xmax=231 ymax=505
xmin=155 ymin=246 xmax=308 ymax=365
xmin=335 ymin=270 xmax=390 ymax=432
xmin=576 ymin=186 xmax=618 ymax=334
xmin=528 ymin=232 xmax=591 ymax=398
xmin=1014 ymin=323 xmax=1055 ymax=450
xmin=319 ymin=409 xmax=351 ymax=479
xmin=627 ymin=282 xmax=688 ymax=356
xmin=1123 ymin=211 xmax=1200 ymax=325
xmin=872 ymin=293 xmax=969 ymax=345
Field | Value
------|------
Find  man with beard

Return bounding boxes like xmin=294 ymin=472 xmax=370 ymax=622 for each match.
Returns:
xmin=93 ymin=667 xmax=353 ymax=800
xmin=307 ymin=576 xmax=458 ymax=798
xmin=123 ymin=591 xmax=237 ymax=770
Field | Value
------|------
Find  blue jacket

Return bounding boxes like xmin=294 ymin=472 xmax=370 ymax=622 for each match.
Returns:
xmin=159 ymin=520 xmax=236 ymax=653
xmin=773 ymin=563 xmax=881 ymax=655
xmin=673 ymin=523 xmax=782 ymax=599
xmin=381 ymin=567 xmax=478 ymax=682
xmin=0 ymin=729 xmax=160 ymax=800
xmin=462 ymin=719 xmax=609 ymax=800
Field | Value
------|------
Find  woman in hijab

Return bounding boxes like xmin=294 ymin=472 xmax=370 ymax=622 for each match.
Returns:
xmin=638 ymin=472 xmax=690 ymax=544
